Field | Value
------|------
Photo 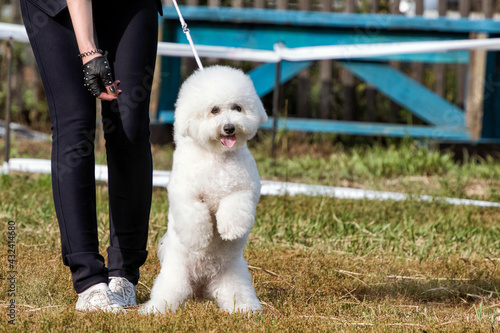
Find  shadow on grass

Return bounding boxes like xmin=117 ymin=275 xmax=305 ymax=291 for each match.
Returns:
xmin=353 ymin=278 xmax=500 ymax=305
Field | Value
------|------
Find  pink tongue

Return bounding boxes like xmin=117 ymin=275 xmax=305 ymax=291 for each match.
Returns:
xmin=221 ymin=135 xmax=236 ymax=148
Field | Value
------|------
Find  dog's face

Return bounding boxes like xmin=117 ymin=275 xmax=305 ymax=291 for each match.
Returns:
xmin=174 ymin=66 xmax=268 ymax=152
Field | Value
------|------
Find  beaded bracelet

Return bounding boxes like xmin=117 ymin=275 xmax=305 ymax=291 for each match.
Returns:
xmin=77 ymin=49 xmax=104 ymax=60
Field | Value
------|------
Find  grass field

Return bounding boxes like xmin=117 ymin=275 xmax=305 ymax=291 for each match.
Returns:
xmin=1 ymin=135 xmax=500 ymax=332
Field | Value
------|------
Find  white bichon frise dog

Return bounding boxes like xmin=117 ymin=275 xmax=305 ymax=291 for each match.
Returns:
xmin=141 ymin=66 xmax=268 ymax=314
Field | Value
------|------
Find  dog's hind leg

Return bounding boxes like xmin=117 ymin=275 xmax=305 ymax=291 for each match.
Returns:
xmin=208 ymin=256 xmax=261 ymax=314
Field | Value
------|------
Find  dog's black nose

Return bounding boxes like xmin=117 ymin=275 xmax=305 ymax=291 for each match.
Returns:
xmin=223 ymin=124 xmax=235 ymax=134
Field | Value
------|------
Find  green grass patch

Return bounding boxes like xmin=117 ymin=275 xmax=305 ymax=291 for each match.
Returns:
xmin=1 ymin=136 xmax=500 ymax=331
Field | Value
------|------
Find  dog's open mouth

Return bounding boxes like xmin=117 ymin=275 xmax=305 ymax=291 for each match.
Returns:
xmin=221 ymin=135 xmax=237 ymax=148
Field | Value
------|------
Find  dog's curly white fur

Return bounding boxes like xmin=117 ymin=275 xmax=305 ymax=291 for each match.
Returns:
xmin=141 ymin=66 xmax=268 ymax=314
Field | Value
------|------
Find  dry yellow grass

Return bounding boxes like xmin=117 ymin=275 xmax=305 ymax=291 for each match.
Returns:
xmin=2 ymin=240 xmax=500 ymax=332
xmin=1 ymin=137 xmax=500 ymax=331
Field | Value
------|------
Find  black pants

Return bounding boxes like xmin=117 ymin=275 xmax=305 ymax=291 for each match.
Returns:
xmin=21 ymin=0 xmax=158 ymax=293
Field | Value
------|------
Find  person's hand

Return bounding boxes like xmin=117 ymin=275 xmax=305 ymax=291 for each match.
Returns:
xmin=82 ymin=53 xmax=122 ymax=101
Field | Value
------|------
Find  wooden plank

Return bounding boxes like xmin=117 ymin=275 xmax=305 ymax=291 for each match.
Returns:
xmin=483 ymin=0 xmax=494 ymax=19
xmin=366 ymin=0 xmax=380 ymax=122
xmin=253 ymin=0 xmax=265 ymax=9
xmin=232 ymin=0 xmax=243 ymax=9
xmin=297 ymin=0 xmax=311 ymax=118
xmin=155 ymin=111 xmax=473 ymax=140
xmin=410 ymin=59 xmax=425 ymax=126
xmin=320 ymin=60 xmax=333 ymax=119
xmin=391 ymin=0 xmax=400 ymax=14
xmin=434 ymin=0 xmax=448 ymax=98
xmin=389 ymin=2 xmax=402 ymax=123
xmin=340 ymin=61 xmax=465 ymax=127
xmin=481 ymin=51 xmax=500 ymax=139
xmin=162 ymin=6 xmax=500 ymax=33
xmin=415 ymin=0 xmax=424 ymax=15
xmin=276 ymin=0 xmax=288 ymax=10
xmin=299 ymin=0 xmax=310 ymax=11
xmin=412 ymin=0 xmax=424 ymax=124
xmin=341 ymin=1 xmax=356 ymax=121
xmin=183 ymin=0 xmax=199 ymax=76
xmin=341 ymin=68 xmax=356 ymax=120
xmin=258 ymin=118 xmax=472 ymax=140
xmin=368 ymin=53 xmax=468 ymax=63
xmin=457 ymin=0 xmax=471 ymax=108
xmin=157 ymin=21 xmax=182 ymax=116
xmin=231 ymin=0 xmax=243 ymax=68
xmin=320 ymin=0 xmax=333 ymax=119
xmin=438 ymin=0 xmax=447 ymax=16
xmin=208 ymin=0 xmax=220 ymax=7
xmin=205 ymin=0 xmax=218 ymax=70
xmin=465 ymin=33 xmax=488 ymax=140
xmin=345 ymin=0 xmax=354 ymax=12
xmin=459 ymin=0 xmax=471 ymax=17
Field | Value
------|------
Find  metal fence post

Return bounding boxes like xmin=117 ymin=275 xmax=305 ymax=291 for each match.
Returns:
xmin=271 ymin=60 xmax=281 ymax=158
xmin=3 ymin=38 xmax=13 ymax=175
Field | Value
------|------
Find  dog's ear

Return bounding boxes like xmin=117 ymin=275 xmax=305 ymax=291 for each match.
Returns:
xmin=256 ymin=102 xmax=268 ymax=125
xmin=174 ymin=119 xmax=190 ymax=137
xmin=173 ymin=106 xmax=190 ymax=137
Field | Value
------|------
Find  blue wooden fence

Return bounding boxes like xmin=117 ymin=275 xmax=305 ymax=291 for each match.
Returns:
xmin=156 ymin=6 xmax=500 ymax=143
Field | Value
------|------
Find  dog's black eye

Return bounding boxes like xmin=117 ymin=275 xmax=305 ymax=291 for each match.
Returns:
xmin=232 ymin=104 xmax=242 ymax=112
xmin=211 ymin=107 xmax=220 ymax=114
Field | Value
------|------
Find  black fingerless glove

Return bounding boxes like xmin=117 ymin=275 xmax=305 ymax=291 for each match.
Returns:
xmin=82 ymin=54 xmax=114 ymax=97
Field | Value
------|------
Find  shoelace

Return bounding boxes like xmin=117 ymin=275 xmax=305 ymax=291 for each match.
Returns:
xmin=86 ymin=289 xmax=120 ymax=308
xmin=112 ymin=280 xmax=135 ymax=301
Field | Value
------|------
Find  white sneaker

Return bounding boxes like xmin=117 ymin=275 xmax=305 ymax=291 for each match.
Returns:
xmin=75 ymin=282 xmax=125 ymax=313
xmin=108 ymin=277 xmax=137 ymax=307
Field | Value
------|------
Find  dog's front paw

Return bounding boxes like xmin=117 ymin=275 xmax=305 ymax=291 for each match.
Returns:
xmin=216 ymin=209 xmax=252 ymax=241
xmin=139 ymin=301 xmax=164 ymax=315
xmin=216 ymin=193 xmax=256 ymax=241
xmin=218 ymin=223 xmax=248 ymax=241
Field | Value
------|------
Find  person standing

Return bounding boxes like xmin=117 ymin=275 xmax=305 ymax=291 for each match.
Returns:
xmin=20 ymin=0 xmax=162 ymax=311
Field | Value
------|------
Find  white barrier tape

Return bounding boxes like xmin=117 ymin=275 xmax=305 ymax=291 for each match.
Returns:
xmin=274 ymin=38 xmax=500 ymax=62
xmin=0 ymin=120 xmax=50 ymax=141
xmin=157 ymin=42 xmax=280 ymax=62
xmin=159 ymin=37 xmax=500 ymax=62
xmin=260 ymin=180 xmax=500 ymax=208
xmin=5 ymin=158 xmax=172 ymax=186
xmin=156 ymin=38 xmax=500 ymax=62
xmin=2 ymin=22 xmax=500 ymax=62
xmin=0 ymin=22 xmax=29 ymax=43
xmin=5 ymin=158 xmax=500 ymax=208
